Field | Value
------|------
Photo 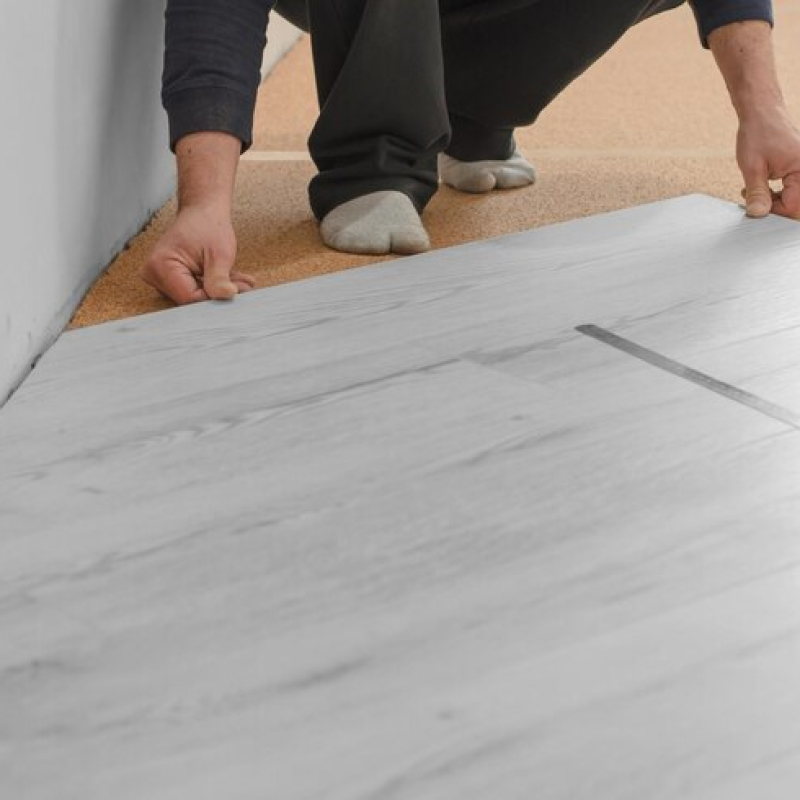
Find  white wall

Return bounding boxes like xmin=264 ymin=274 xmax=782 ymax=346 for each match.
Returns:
xmin=0 ymin=2 xmax=301 ymax=407
xmin=0 ymin=0 xmax=173 ymax=406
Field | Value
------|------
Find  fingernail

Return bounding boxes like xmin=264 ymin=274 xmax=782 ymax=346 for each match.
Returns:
xmin=210 ymin=286 xmax=237 ymax=301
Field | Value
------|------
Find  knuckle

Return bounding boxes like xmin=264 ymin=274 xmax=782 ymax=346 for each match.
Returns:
xmin=211 ymin=242 xmax=237 ymax=267
xmin=746 ymin=185 xmax=771 ymax=198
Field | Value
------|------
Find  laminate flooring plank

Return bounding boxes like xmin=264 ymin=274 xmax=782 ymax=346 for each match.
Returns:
xmin=689 ymin=750 xmax=800 ymax=800
xmin=5 ymin=559 xmax=800 ymax=798
xmin=2 ymin=195 xmax=800 ymax=799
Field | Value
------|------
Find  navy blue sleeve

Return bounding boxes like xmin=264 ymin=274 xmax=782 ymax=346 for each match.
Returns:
xmin=689 ymin=0 xmax=774 ymax=47
xmin=162 ymin=0 xmax=274 ymax=152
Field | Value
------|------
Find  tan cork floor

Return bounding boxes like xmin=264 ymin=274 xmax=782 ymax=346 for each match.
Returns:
xmin=70 ymin=2 xmax=800 ymax=328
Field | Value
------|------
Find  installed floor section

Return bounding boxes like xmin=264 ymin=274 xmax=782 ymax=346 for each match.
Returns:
xmin=70 ymin=1 xmax=800 ymax=327
xmin=3 ymin=195 xmax=800 ymax=798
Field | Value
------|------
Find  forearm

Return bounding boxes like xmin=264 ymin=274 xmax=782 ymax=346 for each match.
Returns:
xmin=175 ymin=132 xmax=241 ymax=213
xmin=708 ymin=20 xmax=785 ymax=121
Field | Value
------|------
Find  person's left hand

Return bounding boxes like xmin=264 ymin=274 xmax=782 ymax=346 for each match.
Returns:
xmin=737 ymin=106 xmax=800 ymax=221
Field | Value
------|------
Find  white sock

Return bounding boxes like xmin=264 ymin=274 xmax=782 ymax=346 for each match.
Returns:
xmin=320 ymin=191 xmax=431 ymax=255
xmin=439 ymin=147 xmax=537 ymax=194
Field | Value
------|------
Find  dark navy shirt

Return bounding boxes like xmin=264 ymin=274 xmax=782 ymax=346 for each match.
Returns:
xmin=162 ymin=0 xmax=774 ymax=152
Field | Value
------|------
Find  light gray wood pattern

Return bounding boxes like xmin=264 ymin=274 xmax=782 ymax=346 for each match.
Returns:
xmin=2 ymin=195 xmax=800 ymax=799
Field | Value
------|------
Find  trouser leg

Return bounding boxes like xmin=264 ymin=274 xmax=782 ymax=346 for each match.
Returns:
xmin=277 ymin=0 xmax=449 ymax=220
xmin=441 ymin=0 xmax=685 ymax=161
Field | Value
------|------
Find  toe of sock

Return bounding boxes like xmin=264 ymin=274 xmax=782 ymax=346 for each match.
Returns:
xmin=455 ymin=170 xmax=499 ymax=194
xmin=320 ymin=191 xmax=429 ymax=256
xmin=324 ymin=229 xmax=392 ymax=255
xmin=494 ymin=164 xmax=537 ymax=190
xmin=390 ymin=226 xmax=431 ymax=254
xmin=440 ymin=151 xmax=536 ymax=194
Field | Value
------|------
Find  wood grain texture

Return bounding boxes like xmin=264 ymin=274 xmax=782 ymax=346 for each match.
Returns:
xmin=2 ymin=195 xmax=800 ymax=799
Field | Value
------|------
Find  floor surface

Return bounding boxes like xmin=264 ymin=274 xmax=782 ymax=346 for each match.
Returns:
xmin=70 ymin=1 xmax=800 ymax=327
xmin=4 ymin=195 xmax=800 ymax=798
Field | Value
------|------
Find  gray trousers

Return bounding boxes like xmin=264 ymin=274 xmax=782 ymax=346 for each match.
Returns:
xmin=273 ymin=0 xmax=685 ymax=218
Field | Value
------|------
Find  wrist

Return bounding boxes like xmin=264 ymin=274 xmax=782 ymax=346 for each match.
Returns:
xmin=737 ymin=102 xmax=793 ymax=132
xmin=177 ymin=194 xmax=233 ymax=217
xmin=731 ymin=86 xmax=786 ymax=124
xmin=175 ymin=132 xmax=240 ymax=215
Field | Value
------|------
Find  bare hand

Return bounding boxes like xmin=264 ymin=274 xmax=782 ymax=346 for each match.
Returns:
xmin=140 ymin=205 xmax=256 ymax=305
xmin=738 ymin=107 xmax=800 ymax=221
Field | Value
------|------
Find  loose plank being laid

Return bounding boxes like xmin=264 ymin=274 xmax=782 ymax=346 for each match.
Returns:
xmin=2 ymin=195 xmax=800 ymax=800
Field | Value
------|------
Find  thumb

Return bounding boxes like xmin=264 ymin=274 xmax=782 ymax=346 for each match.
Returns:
xmin=203 ymin=247 xmax=238 ymax=301
xmin=742 ymin=164 xmax=772 ymax=219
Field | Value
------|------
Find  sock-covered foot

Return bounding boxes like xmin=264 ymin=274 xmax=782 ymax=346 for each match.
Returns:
xmin=439 ymin=147 xmax=537 ymax=194
xmin=320 ymin=191 xmax=430 ymax=255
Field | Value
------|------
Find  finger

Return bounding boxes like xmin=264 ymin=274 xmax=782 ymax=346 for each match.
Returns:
xmin=772 ymin=172 xmax=800 ymax=220
xmin=231 ymin=271 xmax=256 ymax=294
xmin=140 ymin=259 xmax=207 ymax=305
xmin=161 ymin=268 xmax=208 ymax=304
xmin=744 ymin=181 xmax=772 ymax=218
xmin=203 ymin=249 xmax=239 ymax=301
xmin=740 ymin=155 xmax=772 ymax=218
xmin=230 ymin=271 xmax=256 ymax=288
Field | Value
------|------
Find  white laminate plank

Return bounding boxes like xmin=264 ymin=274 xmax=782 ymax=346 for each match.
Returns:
xmin=3 ymin=366 xmax=800 ymax=796
xmin=690 ymin=750 xmax=800 ymax=800
xmin=5 ymin=552 xmax=800 ymax=799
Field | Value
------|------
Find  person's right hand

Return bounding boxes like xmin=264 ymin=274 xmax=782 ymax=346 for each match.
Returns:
xmin=737 ymin=106 xmax=800 ymax=221
xmin=140 ymin=205 xmax=256 ymax=305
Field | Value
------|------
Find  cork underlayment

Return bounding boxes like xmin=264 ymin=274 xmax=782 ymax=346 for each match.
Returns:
xmin=70 ymin=2 xmax=800 ymax=328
